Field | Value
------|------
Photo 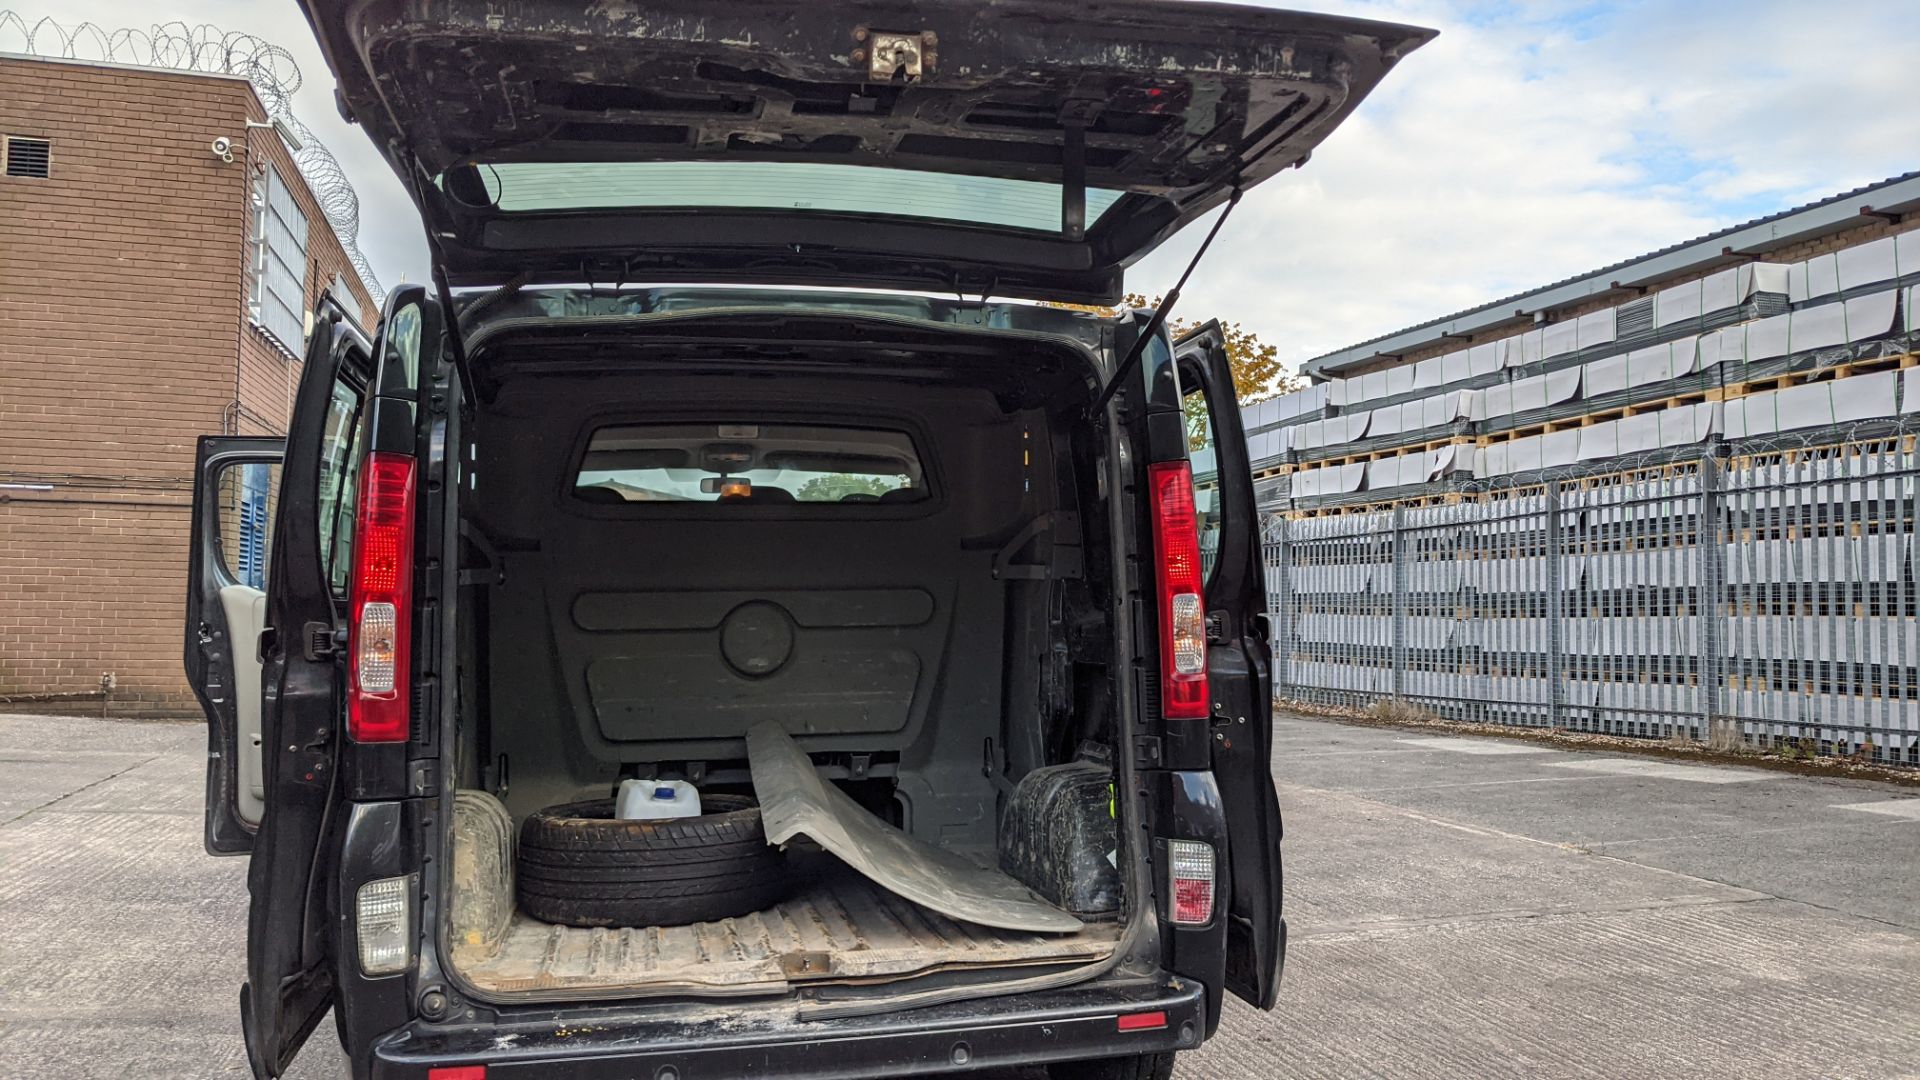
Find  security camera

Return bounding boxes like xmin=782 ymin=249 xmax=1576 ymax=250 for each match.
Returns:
xmin=210 ymin=136 xmax=234 ymax=163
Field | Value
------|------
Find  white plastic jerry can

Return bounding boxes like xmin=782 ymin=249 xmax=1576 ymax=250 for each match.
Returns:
xmin=615 ymin=778 xmax=703 ymax=820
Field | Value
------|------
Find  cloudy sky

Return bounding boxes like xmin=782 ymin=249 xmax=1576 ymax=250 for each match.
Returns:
xmin=6 ymin=0 xmax=1917 ymax=375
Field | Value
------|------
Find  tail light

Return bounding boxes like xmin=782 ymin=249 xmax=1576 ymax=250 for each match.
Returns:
xmin=1148 ymin=461 xmax=1209 ymax=719
xmin=347 ymin=452 xmax=416 ymax=743
xmin=1165 ymin=839 xmax=1216 ymax=925
xmin=355 ymin=874 xmax=416 ymax=975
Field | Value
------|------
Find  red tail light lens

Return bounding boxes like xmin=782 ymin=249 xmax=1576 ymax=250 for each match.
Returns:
xmin=1116 ymin=1010 xmax=1169 ymax=1032
xmin=1148 ymin=461 xmax=1209 ymax=720
xmin=347 ymin=452 xmax=416 ymax=743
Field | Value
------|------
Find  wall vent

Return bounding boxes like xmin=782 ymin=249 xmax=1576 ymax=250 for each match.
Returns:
xmin=5 ymin=136 xmax=51 ymax=179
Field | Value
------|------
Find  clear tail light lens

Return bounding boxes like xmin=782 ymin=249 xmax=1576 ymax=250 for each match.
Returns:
xmin=355 ymin=602 xmax=399 ymax=693
xmin=347 ymin=452 xmax=416 ymax=742
xmin=1166 ymin=839 xmax=1216 ymax=925
xmin=355 ymin=874 xmax=415 ymax=976
xmin=1148 ymin=461 xmax=1209 ymax=719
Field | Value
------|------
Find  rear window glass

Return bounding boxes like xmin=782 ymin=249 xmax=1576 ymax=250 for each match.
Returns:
xmin=466 ymin=161 xmax=1124 ymax=234
xmin=575 ymin=423 xmax=927 ymax=505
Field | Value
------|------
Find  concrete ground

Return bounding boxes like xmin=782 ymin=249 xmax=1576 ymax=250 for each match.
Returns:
xmin=1 ymin=711 xmax=1916 ymax=1079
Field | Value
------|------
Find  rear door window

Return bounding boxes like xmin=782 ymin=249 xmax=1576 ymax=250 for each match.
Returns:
xmin=215 ymin=461 xmax=283 ymax=588
xmin=317 ymin=378 xmax=366 ymax=591
xmin=574 ymin=423 xmax=925 ymax=504
xmin=1181 ymin=384 xmax=1224 ymax=579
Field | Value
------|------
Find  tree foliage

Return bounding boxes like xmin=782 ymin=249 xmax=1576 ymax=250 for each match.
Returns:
xmin=1117 ymin=293 xmax=1301 ymax=403
xmin=795 ymin=473 xmax=900 ymax=501
xmin=1047 ymin=293 xmax=1302 ymax=402
xmin=1046 ymin=294 xmax=1302 ymax=451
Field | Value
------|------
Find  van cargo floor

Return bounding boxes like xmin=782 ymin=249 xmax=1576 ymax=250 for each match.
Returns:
xmin=451 ymin=863 xmax=1121 ymax=1000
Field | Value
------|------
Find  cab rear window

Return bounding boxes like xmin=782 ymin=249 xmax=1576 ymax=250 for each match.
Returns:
xmin=469 ymin=161 xmax=1125 ymax=235
xmin=574 ymin=423 xmax=927 ymax=505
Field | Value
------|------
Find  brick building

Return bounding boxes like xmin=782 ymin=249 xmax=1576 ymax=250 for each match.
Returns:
xmin=0 ymin=54 xmax=379 ymax=716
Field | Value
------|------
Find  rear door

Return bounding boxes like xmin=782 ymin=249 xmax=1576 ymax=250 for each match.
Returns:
xmin=1174 ymin=321 xmax=1284 ymax=1009
xmin=186 ymin=437 xmax=286 ymax=854
xmin=242 ymin=295 xmax=376 ymax=1078
xmin=299 ymin=0 xmax=1431 ymax=303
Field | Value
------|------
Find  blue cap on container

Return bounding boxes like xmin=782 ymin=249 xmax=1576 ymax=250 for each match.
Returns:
xmin=653 ymin=785 xmax=676 ymax=800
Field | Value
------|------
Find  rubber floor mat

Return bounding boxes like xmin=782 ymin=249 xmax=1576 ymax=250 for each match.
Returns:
xmin=747 ymin=721 xmax=1082 ymax=933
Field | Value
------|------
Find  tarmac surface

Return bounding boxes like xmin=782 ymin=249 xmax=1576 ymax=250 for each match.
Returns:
xmin=2 ymin=710 xmax=1916 ymax=1079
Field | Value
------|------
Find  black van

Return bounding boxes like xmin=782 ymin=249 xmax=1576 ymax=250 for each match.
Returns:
xmin=182 ymin=4 xmax=1428 ymax=1077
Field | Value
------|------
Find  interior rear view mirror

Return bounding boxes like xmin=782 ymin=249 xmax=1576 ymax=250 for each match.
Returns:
xmin=699 ymin=477 xmax=753 ymax=497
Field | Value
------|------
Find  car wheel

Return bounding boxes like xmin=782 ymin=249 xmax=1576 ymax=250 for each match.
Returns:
xmin=516 ymin=793 xmax=790 ymax=927
xmin=1048 ymin=1052 xmax=1176 ymax=1080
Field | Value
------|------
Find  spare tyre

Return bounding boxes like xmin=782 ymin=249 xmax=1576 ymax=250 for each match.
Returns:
xmin=517 ymin=793 xmax=789 ymax=927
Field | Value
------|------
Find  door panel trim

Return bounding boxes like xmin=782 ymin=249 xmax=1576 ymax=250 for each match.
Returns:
xmin=219 ymin=584 xmax=271 ymax=825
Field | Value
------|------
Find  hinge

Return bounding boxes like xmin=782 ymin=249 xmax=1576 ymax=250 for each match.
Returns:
xmin=1206 ymin=611 xmax=1227 ymax=643
xmin=1132 ymin=734 xmax=1164 ymax=769
xmin=303 ymin=621 xmax=342 ymax=662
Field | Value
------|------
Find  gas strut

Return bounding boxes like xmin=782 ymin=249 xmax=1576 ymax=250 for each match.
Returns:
xmin=1087 ymin=185 xmax=1244 ymax=420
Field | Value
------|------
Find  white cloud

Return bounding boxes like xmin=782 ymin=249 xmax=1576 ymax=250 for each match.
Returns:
xmin=1132 ymin=0 xmax=1920 ymax=377
xmin=12 ymin=0 xmax=1916 ymax=383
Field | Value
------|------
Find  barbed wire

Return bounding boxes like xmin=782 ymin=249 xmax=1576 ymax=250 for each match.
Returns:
xmin=0 ymin=12 xmax=382 ymax=299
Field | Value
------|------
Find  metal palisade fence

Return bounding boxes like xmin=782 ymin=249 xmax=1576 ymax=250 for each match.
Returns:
xmin=1264 ymin=432 xmax=1920 ymax=764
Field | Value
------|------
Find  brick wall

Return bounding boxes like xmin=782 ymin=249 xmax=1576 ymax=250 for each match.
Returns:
xmin=0 ymin=57 xmax=378 ymax=716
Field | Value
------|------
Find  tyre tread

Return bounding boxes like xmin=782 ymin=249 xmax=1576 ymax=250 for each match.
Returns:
xmin=516 ymin=793 xmax=788 ymax=927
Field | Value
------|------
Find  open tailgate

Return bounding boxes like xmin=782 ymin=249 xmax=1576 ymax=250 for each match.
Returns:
xmin=303 ymin=0 xmax=1431 ymax=301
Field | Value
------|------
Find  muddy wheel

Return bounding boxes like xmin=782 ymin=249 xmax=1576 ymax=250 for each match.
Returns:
xmin=516 ymin=793 xmax=789 ymax=927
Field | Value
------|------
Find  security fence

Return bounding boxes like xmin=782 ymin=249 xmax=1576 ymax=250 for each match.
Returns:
xmin=1264 ymin=433 xmax=1920 ymax=764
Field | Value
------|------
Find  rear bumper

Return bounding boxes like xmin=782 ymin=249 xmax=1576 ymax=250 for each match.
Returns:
xmin=369 ymin=975 xmax=1204 ymax=1079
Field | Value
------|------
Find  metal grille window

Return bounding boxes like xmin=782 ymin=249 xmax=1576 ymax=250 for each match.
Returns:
xmin=4 ymin=136 xmax=51 ymax=178
xmin=236 ymin=463 xmax=273 ymax=588
xmin=250 ymin=164 xmax=310 ymax=354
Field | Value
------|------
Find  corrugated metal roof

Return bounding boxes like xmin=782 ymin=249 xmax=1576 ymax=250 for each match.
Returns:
xmin=1304 ymin=171 xmax=1920 ymax=377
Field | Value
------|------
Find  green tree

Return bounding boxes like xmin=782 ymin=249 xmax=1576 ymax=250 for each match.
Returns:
xmin=796 ymin=474 xmax=900 ymax=501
